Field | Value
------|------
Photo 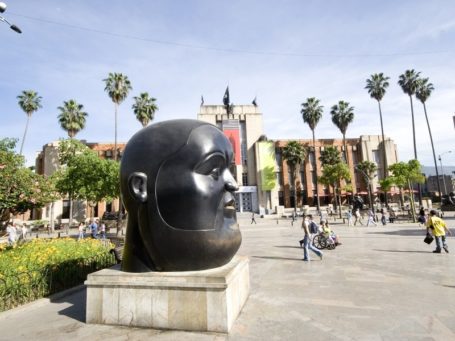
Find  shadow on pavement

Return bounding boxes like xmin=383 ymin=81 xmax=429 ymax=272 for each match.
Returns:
xmin=373 ymin=249 xmax=430 ymax=254
xmin=274 ymin=245 xmax=302 ymax=249
xmin=367 ymin=229 xmax=426 ymax=236
xmin=252 ymin=255 xmax=303 ymax=262
xmin=52 ymin=287 xmax=86 ymax=323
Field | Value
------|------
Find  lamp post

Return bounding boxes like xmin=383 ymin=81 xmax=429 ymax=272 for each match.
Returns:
xmin=0 ymin=2 xmax=22 ymax=33
xmin=439 ymin=151 xmax=452 ymax=196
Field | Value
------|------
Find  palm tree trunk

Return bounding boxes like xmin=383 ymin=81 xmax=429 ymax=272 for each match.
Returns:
xmin=422 ymin=102 xmax=442 ymax=198
xmin=409 ymin=96 xmax=423 ymax=206
xmin=342 ymin=133 xmax=349 ymax=166
xmin=19 ymin=115 xmax=31 ymax=155
xmin=312 ymin=130 xmax=321 ymax=213
xmin=114 ymin=103 xmax=118 ymax=161
xmin=292 ymin=166 xmax=297 ymax=214
xmin=408 ymin=180 xmax=416 ymax=223
xmin=69 ymin=193 xmax=73 ymax=234
xmin=377 ymin=100 xmax=389 ymax=206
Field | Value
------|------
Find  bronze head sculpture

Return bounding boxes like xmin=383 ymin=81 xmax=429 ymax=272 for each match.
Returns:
xmin=120 ymin=119 xmax=242 ymax=272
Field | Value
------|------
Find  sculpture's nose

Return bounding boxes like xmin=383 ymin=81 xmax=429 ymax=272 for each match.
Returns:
xmin=223 ymin=169 xmax=238 ymax=192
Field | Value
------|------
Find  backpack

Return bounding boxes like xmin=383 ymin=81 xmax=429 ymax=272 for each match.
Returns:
xmin=309 ymin=221 xmax=319 ymax=234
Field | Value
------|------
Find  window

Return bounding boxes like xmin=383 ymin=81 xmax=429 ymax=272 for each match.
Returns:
xmin=277 ymin=171 xmax=283 ymax=186
xmin=242 ymin=173 xmax=248 ymax=186
xmin=278 ymin=191 xmax=284 ymax=206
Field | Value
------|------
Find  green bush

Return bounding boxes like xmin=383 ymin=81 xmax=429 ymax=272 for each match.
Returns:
xmin=0 ymin=238 xmax=115 ymax=311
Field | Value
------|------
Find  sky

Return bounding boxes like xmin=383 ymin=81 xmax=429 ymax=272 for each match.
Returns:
xmin=1 ymin=0 xmax=455 ymax=169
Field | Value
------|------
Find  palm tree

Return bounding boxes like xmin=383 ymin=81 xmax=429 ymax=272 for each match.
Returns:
xmin=398 ymin=69 xmax=422 ymax=205
xmin=330 ymin=100 xmax=354 ymax=165
xmin=365 ymin=73 xmax=390 ymax=181
xmin=282 ymin=141 xmax=306 ymax=213
xmin=103 ymin=72 xmax=132 ymax=161
xmin=415 ymin=77 xmax=441 ymax=198
xmin=56 ymin=99 xmax=88 ymax=232
xmin=132 ymin=92 xmax=158 ymax=128
xmin=57 ymin=99 xmax=88 ymax=138
xmin=398 ymin=70 xmax=421 ymax=159
xmin=17 ymin=90 xmax=42 ymax=155
xmin=301 ymin=97 xmax=323 ymax=212
xmin=356 ymin=160 xmax=378 ymax=214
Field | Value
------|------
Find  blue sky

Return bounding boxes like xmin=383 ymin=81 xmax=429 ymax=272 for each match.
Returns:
xmin=1 ymin=0 xmax=455 ymax=168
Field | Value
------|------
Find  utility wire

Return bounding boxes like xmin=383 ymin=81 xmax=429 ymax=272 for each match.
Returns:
xmin=9 ymin=12 xmax=454 ymax=58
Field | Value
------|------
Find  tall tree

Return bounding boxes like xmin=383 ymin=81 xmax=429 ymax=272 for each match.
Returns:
xmin=57 ymin=99 xmax=88 ymax=138
xmin=103 ymin=72 xmax=132 ymax=161
xmin=282 ymin=141 xmax=306 ymax=213
xmin=319 ymin=162 xmax=351 ymax=218
xmin=330 ymin=100 xmax=354 ymax=165
xmin=301 ymin=97 xmax=323 ymax=212
xmin=415 ymin=77 xmax=441 ymax=198
xmin=17 ymin=90 xmax=42 ymax=155
xmin=132 ymin=92 xmax=158 ymax=128
xmin=398 ymin=69 xmax=422 ymax=205
xmin=319 ymin=146 xmax=341 ymax=166
xmin=365 ymin=73 xmax=390 ymax=185
xmin=356 ymin=160 xmax=378 ymax=214
xmin=389 ymin=160 xmax=425 ymax=222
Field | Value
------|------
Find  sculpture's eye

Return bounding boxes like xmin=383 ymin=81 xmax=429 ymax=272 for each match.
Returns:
xmin=195 ymin=153 xmax=225 ymax=180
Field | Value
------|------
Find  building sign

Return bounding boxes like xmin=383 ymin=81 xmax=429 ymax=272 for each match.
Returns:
xmin=257 ymin=141 xmax=277 ymax=190
xmin=222 ymin=120 xmax=241 ymax=165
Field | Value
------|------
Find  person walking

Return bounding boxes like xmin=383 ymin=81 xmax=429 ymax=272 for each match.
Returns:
xmin=251 ymin=212 xmax=257 ymax=224
xmin=6 ymin=222 xmax=17 ymax=246
xmin=366 ymin=210 xmax=377 ymax=226
xmin=426 ymin=209 xmax=452 ymax=253
xmin=380 ymin=208 xmax=387 ymax=226
xmin=354 ymin=209 xmax=363 ymax=226
xmin=300 ymin=214 xmax=323 ymax=261
xmin=89 ymin=219 xmax=98 ymax=239
xmin=78 ymin=222 xmax=85 ymax=240
xmin=99 ymin=222 xmax=106 ymax=240
xmin=346 ymin=210 xmax=353 ymax=227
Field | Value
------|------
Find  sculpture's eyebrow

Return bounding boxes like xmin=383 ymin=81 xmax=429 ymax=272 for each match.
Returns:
xmin=194 ymin=152 xmax=226 ymax=174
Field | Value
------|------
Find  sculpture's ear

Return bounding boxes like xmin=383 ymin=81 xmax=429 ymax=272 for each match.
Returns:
xmin=128 ymin=172 xmax=148 ymax=203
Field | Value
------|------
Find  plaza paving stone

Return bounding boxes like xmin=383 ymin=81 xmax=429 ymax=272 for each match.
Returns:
xmin=0 ymin=212 xmax=454 ymax=340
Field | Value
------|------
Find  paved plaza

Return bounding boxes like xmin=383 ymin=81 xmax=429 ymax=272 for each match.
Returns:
xmin=0 ymin=213 xmax=454 ymax=340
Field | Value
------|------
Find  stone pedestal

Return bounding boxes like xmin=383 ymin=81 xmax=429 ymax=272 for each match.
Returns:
xmin=85 ymin=256 xmax=249 ymax=333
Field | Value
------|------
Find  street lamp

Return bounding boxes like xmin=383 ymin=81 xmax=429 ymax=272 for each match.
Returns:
xmin=438 ymin=150 xmax=452 ymax=196
xmin=0 ymin=2 xmax=22 ymax=34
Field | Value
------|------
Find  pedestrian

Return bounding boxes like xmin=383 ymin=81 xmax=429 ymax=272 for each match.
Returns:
xmin=418 ymin=207 xmax=426 ymax=226
xmin=78 ymin=222 xmax=85 ymax=240
xmin=346 ymin=210 xmax=353 ymax=227
xmin=426 ymin=209 xmax=452 ymax=253
xmin=6 ymin=222 xmax=17 ymax=246
xmin=89 ymin=219 xmax=98 ymax=239
xmin=300 ymin=214 xmax=323 ymax=261
xmin=291 ymin=211 xmax=296 ymax=226
xmin=251 ymin=212 xmax=256 ymax=224
xmin=354 ymin=209 xmax=363 ymax=226
xmin=99 ymin=222 xmax=106 ymax=239
xmin=388 ymin=208 xmax=396 ymax=223
xmin=367 ymin=210 xmax=377 ymax=226
xmin=380 ymin=208 xmax=387 ymax=226
xmin=21 ymin=224 xmax=27 ymax=240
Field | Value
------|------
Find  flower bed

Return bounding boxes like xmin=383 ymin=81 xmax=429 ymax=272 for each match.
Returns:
xmin=0 ymin=238 xmax=116 ymax=311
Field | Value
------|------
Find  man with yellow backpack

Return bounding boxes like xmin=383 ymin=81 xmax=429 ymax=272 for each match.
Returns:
xmin=426 ymin=210 xmax=452 ymax=253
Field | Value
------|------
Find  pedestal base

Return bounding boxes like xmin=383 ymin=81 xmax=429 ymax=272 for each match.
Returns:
xmin=85 ymin=256 xmax=249 ymax=333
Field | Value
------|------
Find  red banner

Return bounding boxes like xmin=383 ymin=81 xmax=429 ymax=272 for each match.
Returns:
xmin=223 ymin=129 xmax=241 ymax=165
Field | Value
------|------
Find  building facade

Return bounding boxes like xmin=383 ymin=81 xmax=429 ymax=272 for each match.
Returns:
xmin=198 ymin=104 xmax=263 ymax=212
